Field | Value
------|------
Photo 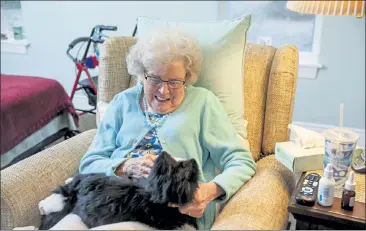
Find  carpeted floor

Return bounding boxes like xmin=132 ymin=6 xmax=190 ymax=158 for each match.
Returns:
xmin=46 ymin=113 xmax=97 ymax=148
xmin=78 ymin=113 xmax=97 ymax=132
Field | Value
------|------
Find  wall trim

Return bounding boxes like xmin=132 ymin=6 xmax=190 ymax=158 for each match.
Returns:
xmin=291 ymin=121 xmax=365 ymax=147
xmin=298 ymin=63 xmax=323 ymax=79
xmin=1 ymin=39 xmax=30 ymax=54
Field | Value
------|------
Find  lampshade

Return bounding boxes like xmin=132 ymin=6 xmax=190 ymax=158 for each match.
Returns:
xmin=286 ymin=1 xmax=365 ymax=18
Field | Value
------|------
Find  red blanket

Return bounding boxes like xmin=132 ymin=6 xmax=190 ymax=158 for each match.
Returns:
xmin=0 ymin=74 xmax=79 ymax=155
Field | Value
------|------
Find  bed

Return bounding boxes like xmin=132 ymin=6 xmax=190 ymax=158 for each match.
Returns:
xmin=0 ymin=74 xmax=79 ymax=169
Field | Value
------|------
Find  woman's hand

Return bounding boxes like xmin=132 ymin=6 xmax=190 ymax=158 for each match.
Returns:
xmin=171 ymin=182 xmax=224 ymax=218
xmin=115 ymin=154 xmax=157 ymax=178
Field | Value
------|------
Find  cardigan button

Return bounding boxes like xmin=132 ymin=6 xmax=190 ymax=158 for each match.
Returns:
xmin=161 ymin=140 xmax=166 ymax=144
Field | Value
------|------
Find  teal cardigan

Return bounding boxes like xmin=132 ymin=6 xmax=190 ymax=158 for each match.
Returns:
xmin=79 ymin=83 xmax=256 ymax=229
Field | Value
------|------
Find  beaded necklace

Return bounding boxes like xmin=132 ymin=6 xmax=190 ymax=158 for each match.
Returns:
xmin=143 ymin=96 xmax=171 ymax=128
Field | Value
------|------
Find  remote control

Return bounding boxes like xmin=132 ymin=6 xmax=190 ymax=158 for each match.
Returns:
xmin=295 ymin=173 xmax=321 ymax=206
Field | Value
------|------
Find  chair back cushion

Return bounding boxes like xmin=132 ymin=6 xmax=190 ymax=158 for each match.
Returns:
xmin=97 ymin=37 xmax=137 ymax=125
xmin=262 ymin=45 xmax=299 ymax=155
xmin=243 ymin=44 xmax=276 ymax=160
xmin=98 ymin=37 xmax=137 ymax=104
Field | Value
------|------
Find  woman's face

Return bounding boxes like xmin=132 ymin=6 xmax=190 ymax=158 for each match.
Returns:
xmin=143 ymin=60 xmax=186 ymax=114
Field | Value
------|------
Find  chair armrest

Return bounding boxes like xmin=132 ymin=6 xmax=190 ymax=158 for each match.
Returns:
xmin=1 ymin=129 xmax=97 ymax=230
xmin=212 ymin=155 xmax=295 ymax=230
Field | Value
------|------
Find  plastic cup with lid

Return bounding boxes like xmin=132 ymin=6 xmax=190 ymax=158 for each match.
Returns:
xmin=323 ymin=127 xmax=359 ymax=187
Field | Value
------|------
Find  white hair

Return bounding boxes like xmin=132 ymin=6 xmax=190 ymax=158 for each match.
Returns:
xmin=126 ymin=28 xmax=202 ymax=85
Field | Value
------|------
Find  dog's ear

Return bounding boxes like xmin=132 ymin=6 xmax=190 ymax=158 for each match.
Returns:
xmin=146 ymin=151 xmax=176 ymax=204
xmin=149 ymin=151 xmax=174 ymax=178
xmin=158 ymin=151 xmax=171 ymax=159
xmin=180 ymin=158 xmax=199 ymax=183
xmin=159 ymin=151 xmax=174 ymax=160
xmin=187 ymin=159 xmax=199 ymax=182
xmin=153 ymin=151 xmax=175 ymax=175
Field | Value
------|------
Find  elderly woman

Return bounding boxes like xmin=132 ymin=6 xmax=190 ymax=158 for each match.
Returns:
xmin=75 ymin=29 xmax=255 ymax=230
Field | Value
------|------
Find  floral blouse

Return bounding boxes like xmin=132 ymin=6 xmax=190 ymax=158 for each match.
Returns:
xmin=126 ymin=113 xmax=163 ymax=158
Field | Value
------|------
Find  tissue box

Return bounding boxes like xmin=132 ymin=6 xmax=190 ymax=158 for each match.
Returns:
xmin=275 ymin=141 xmax=324 ymax=173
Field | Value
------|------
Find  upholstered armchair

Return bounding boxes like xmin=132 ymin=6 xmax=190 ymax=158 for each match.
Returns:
xmin=1 ymin=36 xmax=298 ymax=230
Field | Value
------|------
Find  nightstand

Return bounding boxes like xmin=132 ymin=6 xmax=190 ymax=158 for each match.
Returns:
xmin=288 ymin=170 xmax=365 ymax=230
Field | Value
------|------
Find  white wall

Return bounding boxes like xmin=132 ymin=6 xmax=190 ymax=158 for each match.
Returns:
xmin=1 ymin=1 xmax=365 ymax=145
xmin=291 ymin=16 xmax=365 ymax=147
xmin=1 ymin=1 xmax=218 ymax=96
xmin=293 ymin=16 xmax=365 ymax=130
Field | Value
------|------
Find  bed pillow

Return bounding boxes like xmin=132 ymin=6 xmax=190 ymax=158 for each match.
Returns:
xmin=136 ymin=15 xmax=251 ymax=139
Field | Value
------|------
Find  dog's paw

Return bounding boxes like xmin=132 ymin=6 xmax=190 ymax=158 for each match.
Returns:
xmin=173 ymin=224 xmax=196 ymax=230
xmin=178 ymin=224 xmax=196 ymax=230
xmin=65 ymin=177 xmax=74 ymax=184
xmin=38 ymin=193 xmax=66 ymax=215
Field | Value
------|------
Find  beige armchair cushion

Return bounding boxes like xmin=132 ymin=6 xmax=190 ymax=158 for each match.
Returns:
xmin=98 ymin=37 xmax=131 ymax=103
xmin=96 ymin=37 xmax=137 ymax=125
xmin=262 ymin=45 xmax=299 ymax=154
xmin=212 ymin=155 xmax=295 ymax=230
xmin=1 ymin=130 xmax=96 ymax=229
xmin=243 ymin=44 xmax=277 ymax=160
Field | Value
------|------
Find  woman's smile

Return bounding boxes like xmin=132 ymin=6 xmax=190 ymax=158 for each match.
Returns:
xmin=155 ymin=95 xmax=171 ymax=103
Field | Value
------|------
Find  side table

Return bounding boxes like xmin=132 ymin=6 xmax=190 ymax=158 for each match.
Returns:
xmin=288 ymin=170 xmax=366 ymax=230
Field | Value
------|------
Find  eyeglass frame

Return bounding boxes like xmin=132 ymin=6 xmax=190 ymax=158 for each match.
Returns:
xmin=143 ymin=72 xmax=186 ymax=89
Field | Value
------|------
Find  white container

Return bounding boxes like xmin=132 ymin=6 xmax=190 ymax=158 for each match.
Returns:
xmin=317 ymin=163 xmax=336 ymax=207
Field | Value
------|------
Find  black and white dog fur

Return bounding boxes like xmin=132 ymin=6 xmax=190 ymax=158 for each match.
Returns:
xmin=38 ymin=151 xmax=200 ymax=230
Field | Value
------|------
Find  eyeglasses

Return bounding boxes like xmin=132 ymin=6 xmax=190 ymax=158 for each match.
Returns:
xmin=144 ymin=73 xmax=186 ymax=89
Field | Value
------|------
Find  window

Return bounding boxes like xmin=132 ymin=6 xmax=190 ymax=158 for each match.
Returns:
xmin=1 ymin=0 xmax=29 ymax=54
xmin=218 ymin=1 xmax=323 ymax=79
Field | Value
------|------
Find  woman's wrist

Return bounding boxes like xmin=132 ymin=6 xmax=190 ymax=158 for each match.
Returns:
xmin=205 ymin=182 xmax=225 ymax=201
xmin=114 ymin=162 xmax=126 ymax=176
